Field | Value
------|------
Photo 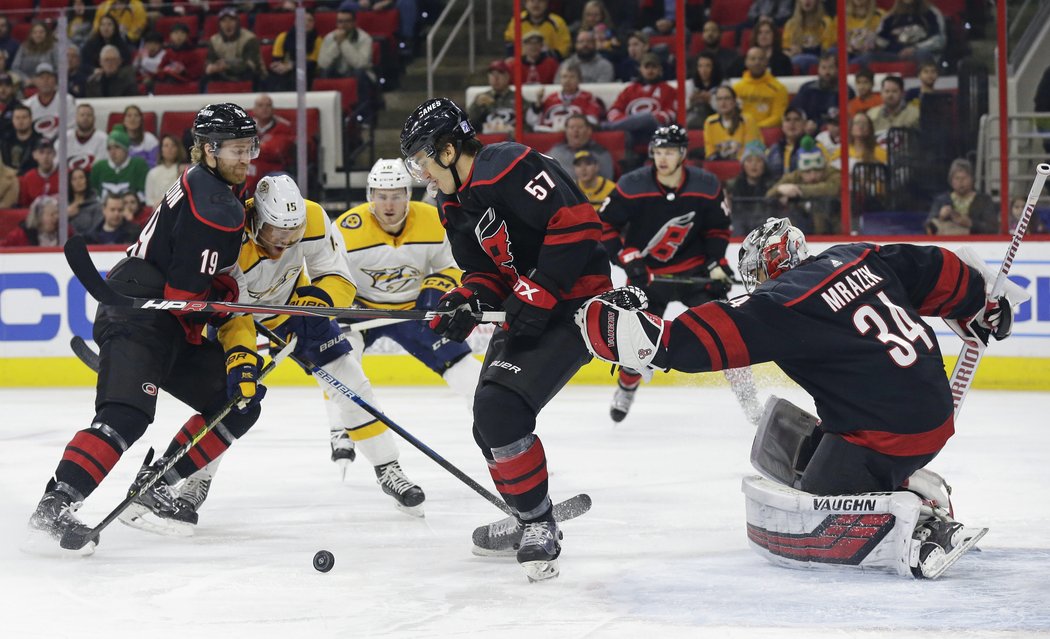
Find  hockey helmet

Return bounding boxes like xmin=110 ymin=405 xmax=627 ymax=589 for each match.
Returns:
xmin=400 ymin=98 xmax=475 ymax=179
xmin=738 ymin=217 xmax=809 ymax=293
xmin=648 ymin=124 xmax=688 ymax=158
xmin=249 ymin=174 xmax=307 ymax=257
xmin=193 ymin=102 xmax=259 ymax=160
xmin=367 ymin=158 xmax=413 ymax=229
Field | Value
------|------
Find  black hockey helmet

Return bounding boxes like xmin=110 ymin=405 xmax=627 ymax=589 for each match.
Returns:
xmin=649 ymin=124 xmax=688 ymax=157
xmin=193 ymin=102 xmax=257 ymax=143
xmin=400 ymin=98 xmax=475 ymax=164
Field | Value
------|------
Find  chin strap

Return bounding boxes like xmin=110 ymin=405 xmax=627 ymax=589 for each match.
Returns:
xmin=435 ymin=141 xmax=465 ymax=193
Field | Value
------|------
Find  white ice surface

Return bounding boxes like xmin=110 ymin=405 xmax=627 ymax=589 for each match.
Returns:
xmin=1 ymin=383 xmax=1048 ymax=639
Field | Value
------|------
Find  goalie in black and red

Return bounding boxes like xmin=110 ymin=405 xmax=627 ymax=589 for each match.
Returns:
xmin=401 ymin=98 xmax=612 ymax=582
xmin=575 ymin=217 xmax=1025 ymax=579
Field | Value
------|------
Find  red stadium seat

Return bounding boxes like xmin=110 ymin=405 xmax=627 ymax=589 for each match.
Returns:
xmin=253 ymin=12 xmax=296 ymax=42
xmin=0 ymin=209 xmax=29 ymax=239
xmin=687 ymin=129 xmax=704 ymax=152
xmin=207 ymin=80 xmax=253 ymax=93
xmin=591 ymin=130 xmax=627 ymax=177
xmin=203 ymin=13 xmax=250 ymax=40
xmin=357 ymin=9 xmax=400 ymax=38
xmin=260 ymin=43 xmax=274 ymax=67
xmin=273 ymin=108 xmax=321 ymax=139
xmin=870 ymin=61 xmax=918 ymax=77
xmin=159 ymin=111 xmax=198 ymax=141
xmin=312 ymin=77 xmax=359 ymax=116
xmin=761 ymin=127 xmax=781 ymax=147
xmin=11 ymin=22 xmax=33 ymax=41
xmin=709 ymin=0 xmax=751 ymax=27
xmin=934 ymin=0 xmax=967 ymax=17
xmin=4 ymin=0 xmax=35 ymax=22
xmin=38 ymin=0 xmax=68 ymax=16
xmin=703 ymin=159 xmax=742 ymax=183
xmin=314 ymin=11 xmax=338 ymax=36
xmin=107 ymin=111 xmax=158 ymax=135
xmin=154 ymin=15 xmax=199 ymax=40
xmin=477 ymin=133 xmax=511 ymax=146
xmin=876 ymin=0 xmax=894 ymax=9
xmin=152 ymin=81 xmax=199 ymax=96
xmin=521 ymin=132 xmax=562 ymax=153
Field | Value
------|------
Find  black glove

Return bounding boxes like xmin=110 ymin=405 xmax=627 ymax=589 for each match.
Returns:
xmin=617 ymin=247 xmax=652 ymax=287
xmin=969 ymin=295 xmax=1013 ymax=344
xmin=225 ymin=346 xmax=266 ymax=413
xmin=503 ymin=270 xmax=558 ymax=339
xmin=429 ymin=286 xmax=483 ymax=342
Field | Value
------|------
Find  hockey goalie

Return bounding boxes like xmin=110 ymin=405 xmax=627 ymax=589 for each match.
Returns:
xmin=574 ymin=217 xmax=1028 ymax=579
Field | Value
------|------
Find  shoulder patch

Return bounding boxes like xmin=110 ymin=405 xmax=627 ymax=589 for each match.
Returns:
xmin=341 ymin=213 xmax=363 ymax=230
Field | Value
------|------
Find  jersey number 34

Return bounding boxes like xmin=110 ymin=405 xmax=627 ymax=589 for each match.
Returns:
xmin=852 ymin=291 xmax=934 ymax=367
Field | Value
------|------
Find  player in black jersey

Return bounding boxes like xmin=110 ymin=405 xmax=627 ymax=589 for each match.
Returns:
xmin=598 ymin=124 xmax=759 ymax=423
xmin=26 ymin=103 xmax=264 ymax=553
xmin=401 ymin=98 xmax=612 ymax=581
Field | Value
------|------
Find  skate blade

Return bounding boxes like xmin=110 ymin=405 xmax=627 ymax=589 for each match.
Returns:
xmin=521 ymin=558 xmax=560 ymax=582
xmin=471 ymin=545 xmax=518 ymax=558
xmin=118 ymin=503 xmax=195 ymax=537
xmin=20 ymin=527 xmax=96 ymax=557
xmin=394 ymin=502 xmax=425 ymax=518
xmin=921 ymin=527 xmax=989 ymax=580
xmin=335 ymin=459 xmax=351 ymax=482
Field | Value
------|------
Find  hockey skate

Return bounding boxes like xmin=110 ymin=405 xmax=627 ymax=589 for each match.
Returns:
xmin=23 ymin=489 xmax=98 ymax=556
xmin=331 ymin=429 xmax=356 ymax=480
xmin=375 ymin=460 xmax=425 ymax=517
xmin=609 ymin=383 xmax=636 ymax=422
xmin=517 ymin=514 xmax=561 ymax=582
xmin=911 ymin=519 xmax=988 ymax=580
xmin=118 ymin=461 xmax=198 ymax=537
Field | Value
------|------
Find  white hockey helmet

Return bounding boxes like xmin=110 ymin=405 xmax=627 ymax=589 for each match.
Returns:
xmin=250 ymin=174 xmax=307 ymax=257
xmin=738 ymin=217 xmax=809 ymax=293
xmin=367 ymin=158 xmax=412 ymax=230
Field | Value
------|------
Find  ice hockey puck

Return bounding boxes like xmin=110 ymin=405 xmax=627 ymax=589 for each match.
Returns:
xmin=313 ymin=550 xmax=335 ymax=572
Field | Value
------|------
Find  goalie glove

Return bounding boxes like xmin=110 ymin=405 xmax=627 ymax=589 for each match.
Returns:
xmin=574 ymin=292 xmax=667 ymax=380
xmin=946 ymin=295 xmax=1014 ymax=346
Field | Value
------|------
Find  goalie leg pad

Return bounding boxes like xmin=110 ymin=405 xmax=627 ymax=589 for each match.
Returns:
xmin=750 ymin=396 xmax=823 ymax=487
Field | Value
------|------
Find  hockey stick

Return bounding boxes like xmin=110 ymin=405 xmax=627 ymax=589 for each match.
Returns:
xmin=348 ymin=317 xmax=412 ymax=332
xmin=70 ymin=336 xmax=100 ymax=372
xmin=58 ymin=335 xmax=297 ymax=550
xmin=948 ymin=162 xmax=1050 ymax=418
xmin=651 ymin=274 xmax=742 ymax=286
xmin=254 ymin=321 xmax=590 ymax=519
xmin=64 ymin=236 xmax=505 ymax=323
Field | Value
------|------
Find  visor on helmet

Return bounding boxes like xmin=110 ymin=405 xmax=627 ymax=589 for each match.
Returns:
xmin=255 ymin=219 xmax=306 ymax=256
xmin=208 ymin=136 xmax=261 ymax=161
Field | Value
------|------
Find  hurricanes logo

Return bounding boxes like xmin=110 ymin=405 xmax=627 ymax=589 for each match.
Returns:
xmin=363 ymin=265 xmax=423 ymax=294
xmin=475 ymin=208 xmax=518 ymax=280
xmin=626 ymin=97 xmax=662 ymax=117
xmin=637 ymin=348 xmax=652 ymax=358
xmin=142 ymin=383 xmax=158 ymax=396
xmin=643 ymin=212 xmax=695 ymax=262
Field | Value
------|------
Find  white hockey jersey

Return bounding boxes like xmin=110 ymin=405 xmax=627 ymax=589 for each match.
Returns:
xmin=66 ymin=129 xmax=108 ymax=171
xmin=23 ymin=93 xmax=75 ymax=141
xmin=333 ymin=201 xmax=461 ymax=309
xmin=235 ymin=198 xmax=357 ymax=326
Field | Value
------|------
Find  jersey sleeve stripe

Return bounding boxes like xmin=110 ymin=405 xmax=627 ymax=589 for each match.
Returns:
xmin=470 ymin=146 xmax=531 ymax=187
xmin=694 ymin=304 xmax=750 ymax=368
xmin=564 ymin=274 xmax=613 ymax=299
xmin=547 ymin=202 xmax=600 ymax=231
xmin=784 ymin=249 xmax=870 ymax=307
xmin=703 ymin=227 xmax=731 ymax=240
xmin=918 ymin=248 xmax=966 ymax=316
xmin=600 ymin=222 xmax=620 ymax=242
xmin=840 ymin=414 xmax=955 ymax=456
xmin=543 ymin=222 xmax=603 ymax=246
xmin=678 ymin=311 xmax=725 ymax=370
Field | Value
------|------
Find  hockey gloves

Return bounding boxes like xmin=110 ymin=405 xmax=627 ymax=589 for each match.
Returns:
xmin=430 ymin=286 xmax=484 ymax=342
xmin=970 ymin=295 xmax=1014 ymax=344
xmin=617 ymin=247 xmax=652 ymax=287
xmin=574 ymin=289 xmax=667 ymax=380
xmin=504 ymin=270 xmax=559 ymax=339
xmin=225 ymin=346 xmax=266 ymax=413
xmin=283 ymin=285 xmax=350 ymax=368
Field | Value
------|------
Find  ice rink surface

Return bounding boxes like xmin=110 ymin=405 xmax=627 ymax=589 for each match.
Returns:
xmin=2 ymin=381 xmax=1048 ymax=639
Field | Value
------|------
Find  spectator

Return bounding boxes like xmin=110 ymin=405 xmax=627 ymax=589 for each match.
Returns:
xmin=336 ymin=0 xmax=421 ymax=43
xmin=729 ymin=140 xmax=775 ymax=234
xmin=870 ymin=0 xmax=945 ymax=65
xmin=765 ymin=106 xmax=818 ymax=180
xmin=10 ymin=22 xmax=60 ymax=88
xmin=752 ymin=16 xmax=794 ymax=78
xmin=815 ymin=113 xmax=841 ymax=158
xmin=122 ymin=105 xmax=159 ymax=168
xmin=847 ymin=66 xmax=882 ymax=117
xmin=527 ymin=63 xmax=603 ymax=132
xmin=0 ymin=17 xmax=18 ymax=62
xmin=704 ymin=85 xmax=760 ymax=161
xmin=144 ymin=133 xmax=186 ymax=209
xmin=467 ymin=60 xmax=530 ymax=135
xmin=1011 ymin=196 xmax=1048 ymax=236
xmin=783 ymin=0 xmax=835 ymax=74
xmin=604 ymin=52 xmax=677 ymax=145
xmin=747 ymin=0 xmax=794 ymax=27
xmin=1 ymin=105 xmax=42 ymax=174
xmin=93 ymin=0 xmax=148 ymax=44
xmin=573 ymin=149 xmax=615 ymax=211
xmin=615 ymin=31 xmax=662 ymax=82
xmin=0 ymin=161 xmax=19 ymax=208
xmin=790 ymin=53 xmax=854 ymax=134
xmin=513 ymin=30 xmax=561 ymax=85
xmin=1 ymin=195 xmax=60 ymax=247
xmin=696 ymin=21 xmax=744 ymax=79
xmin=18 ymin=137 xmax=59 ymax=206
xmin=831 ymin=111 xmax=887 ymax=169
xmin=66 ymin=45 xmax=90 ymax=98
xmin=925 ymin=158 xmax=997 ymax=235
xmin=80 ymin=14 xmax=133 ymax=76
xmin=86 ymin=44 xmax=138 ymax=98
xmin=268 ymin=11 xmax=322 ymax=92
xmin=569 ymin=1 xmax=619 ymax=53
xmin=317 ymin=8 xmax=376 ymax=100
xmin=25 ymin=63 xmax=77 ymax=141
xmin=558 ymin=30 xmax=614 ymax=84
xmin=66 ymin=103 xmax=108 ymax=171
xmin=90 ymin=126 xmax=148 ymax=201
xmin=504 ymin=0 xmax=572 ymax=61
xmin=844 ymin=0 xmax=884 ymax=60
xmin=247 ymin=93 xmax=293 ymax=192
xmin=134 ymin=32 xmax=167 ymax=92
xmin=68 ymin=0 xmax=97 ymax=49
xmin=686 ymin=52 xmax=722 ymax=129
xmin=205 ymin=7 xmax=266 ymax=88
xmin=767 ymin=136 xmax=841 ymax=234
xmin=548 ymin=113 xmax=614 ymax=179
xmin=86 ymin=191 xmax=140 ymax=244
xmin=905 ymin=60 xmax=939 ymax=109
xmin=866 ymin=75 xmax=918 ymax=139
xmin=156 ymin=23 xmax=203 ymax=87
xmin=734 ymin=47 xmax=789 ymax=129
xmin=0 ymin=73 xmax=17 ymax=138
xmin=122 ymin=190 xmax=150 ymax=226
xmin=638 ymin=0 xmax=704 ymax=34
xmin=67 ymin=167 xmax=103 ymax=236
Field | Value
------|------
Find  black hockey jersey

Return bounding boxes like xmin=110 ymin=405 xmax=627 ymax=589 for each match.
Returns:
xmin=436 ymin=142 xmax=611 ymax=315
xmin=664 ymin=243 xmax=986 ymax=456
xmin=599 ymin=165 xmax=730 ymax=275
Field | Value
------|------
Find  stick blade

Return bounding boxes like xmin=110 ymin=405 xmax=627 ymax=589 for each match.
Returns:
xmin=63 ymin=236 xmax=129 ymax=307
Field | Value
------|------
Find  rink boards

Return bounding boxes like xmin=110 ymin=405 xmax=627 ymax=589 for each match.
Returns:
xmin=1 ymin=240 xmax=1049 ymax=389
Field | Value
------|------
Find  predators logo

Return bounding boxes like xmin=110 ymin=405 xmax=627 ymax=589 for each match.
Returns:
xmin=362 ymin=265 xmax=423 ymax=294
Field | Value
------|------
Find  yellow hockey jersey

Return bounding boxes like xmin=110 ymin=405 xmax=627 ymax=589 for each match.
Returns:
xmin=333 ymin=201 xmax=461 ymax=310
xmin=577 ymin=176 xmax=616 ymax=212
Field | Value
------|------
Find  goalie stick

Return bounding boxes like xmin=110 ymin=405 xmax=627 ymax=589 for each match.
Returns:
xmin=63 ymin=236 xmax=505 ymax=324
xmin=254 ymin=321 xmax=591 ymax=523
xmin=58 ymin=335 xmax=297 ymax=551
xmin=948 ymin=162 xmax=1050 ymax=418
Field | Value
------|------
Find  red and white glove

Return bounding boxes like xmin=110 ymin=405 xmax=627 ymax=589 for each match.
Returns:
xmin=503 ymin=270 xmax=558 ymax=338
xmin=617 ymin=247 xmax=652 ymax=287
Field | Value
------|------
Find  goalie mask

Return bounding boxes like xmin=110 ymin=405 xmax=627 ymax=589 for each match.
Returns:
xmin=249 ymin=175 xmax=306 ymax=258
xmin=739 ymin=217 xmax=810 ymax=293
xmin=367 ymin=158 xmax=412 ymax=232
